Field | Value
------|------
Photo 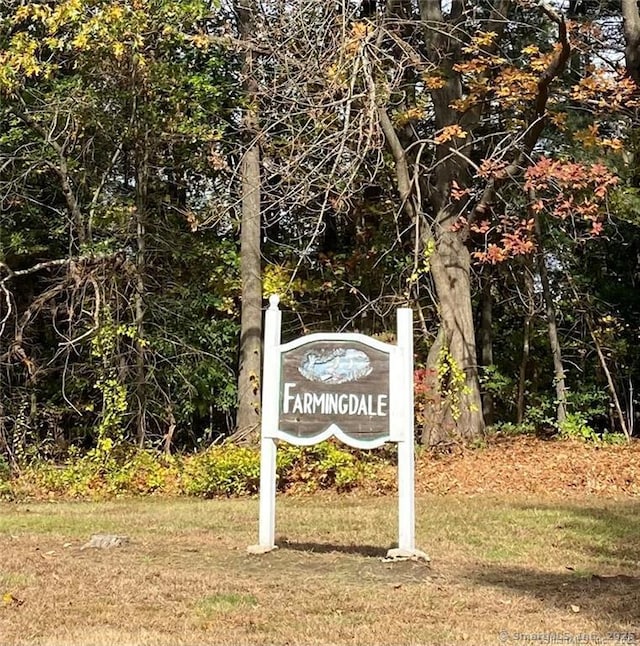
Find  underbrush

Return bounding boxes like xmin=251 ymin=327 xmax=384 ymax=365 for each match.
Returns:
xmin=2 ymin=441 xmax=394 ymax=500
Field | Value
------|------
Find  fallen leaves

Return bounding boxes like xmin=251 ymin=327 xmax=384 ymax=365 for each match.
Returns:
xmin=415 ymin=436 xmax=640 ymax=499
xmin=2 ymin=592 xmax=24 ymax=607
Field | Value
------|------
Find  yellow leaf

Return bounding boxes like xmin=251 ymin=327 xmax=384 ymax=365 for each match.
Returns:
xmin=522 ymin=44 xmax=540 ymax=56
xmin=191 ymin=34 xmax=210 ymax=50
xmin=2 ymin=592 xmax=24 ymax=607
xmin=72 ymin=31 xmax=90 ymax=50
xmin=113 ymin=42 xmax=125 ymax=59
xmin=393 ymin=107 xmax=425 ymax=126
xmin=473 ymin=31 xmax=497 ymax=47
xmin=434 ymin=125 xmax=468 ymax=145
xmin=350 ymin=22 xmax=369 ymax=40
xmin=423 ymin=73 xmax=447 ymax=90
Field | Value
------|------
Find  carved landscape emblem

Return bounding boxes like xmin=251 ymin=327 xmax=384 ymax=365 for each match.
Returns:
xmin=298 ymin=347 xmax=372 ymax=385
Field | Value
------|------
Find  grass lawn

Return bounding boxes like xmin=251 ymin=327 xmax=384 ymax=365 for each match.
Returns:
xmin=1 ymin=494 xmax=639 ymax=645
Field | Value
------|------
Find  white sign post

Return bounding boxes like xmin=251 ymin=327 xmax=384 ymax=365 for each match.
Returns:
xmin=248 ymin=295 xmax=428 ymax=561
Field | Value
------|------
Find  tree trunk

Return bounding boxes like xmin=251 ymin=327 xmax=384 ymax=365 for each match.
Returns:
xmin=534 ymin=213 xmax=567 ymax=424
xmin=235 ymin=0 xmax=263 ymax=441
xmin=134 ymin=131 xmax=148 ymax=447
xmin=479 ymin=272 xmax=494 ymax=426
xmin=422 ymin=228 xmax=485 ymax=445
xmin=517 ymin=264 xmax=535 ymax=424
xmin=622 ymin=0 xmax=640 ymax=84
xmin=236 ymin=140 xmax=262 ymax=440
xmin=378 ymin=102 xmax=484 ymax=445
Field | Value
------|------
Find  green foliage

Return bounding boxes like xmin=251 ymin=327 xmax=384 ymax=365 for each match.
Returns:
xmin=181 ymin=441 xmax=376 ymax=497
xmin=0 ymin=455 xmax=10 ymax=481
xmin=523 ymin=395 xmax=558 ymax=432
xmin=181 ymin=445 xmax=261 ymax=497
xmin=93 ymin=379 xmax=128 ymax=444
xmin=277 ymin=442 xmax=374 ymax=492
xmin=0 ymin=456 xmax=12 ymax=499
xmin=557 ymin=413 xmax=599 ymax=443
xmin=437 ymin=346 xmax=471 ymax=422
xmin=31 ymin=446 xmax=179 ymax=498
xmin=490 ymin=422 xmax=537 ymax=437
xmin=522 ymin=388 xmax=610 ymax=439
xmin=567 ymin=388 xmax=608 ymax=425
xmin=557 ymin=413 xmax=628 ymax=445
xmin=599 ymin=433 xmax=630 ymax=446
xmin=6 ymin=441 xmax=383 ymax=499
xmin=480 ymin=365 xmax=514 ymax=400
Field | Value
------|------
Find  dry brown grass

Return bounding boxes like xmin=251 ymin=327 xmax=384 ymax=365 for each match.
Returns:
xmin=1 ymin=494 xmax=639 ymax=645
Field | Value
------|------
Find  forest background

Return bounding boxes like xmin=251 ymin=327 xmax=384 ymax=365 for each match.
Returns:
xmin=1 ymin=0 xmax=640 ymax=488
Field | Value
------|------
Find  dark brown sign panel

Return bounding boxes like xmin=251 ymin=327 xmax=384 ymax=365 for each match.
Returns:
xmin=279 ymin=340 xmax=390 ymax=442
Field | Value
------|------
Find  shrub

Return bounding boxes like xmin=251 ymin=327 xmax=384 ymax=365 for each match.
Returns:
xmin=181 ymin=445 xmax=261 ymax=497
xmin=558 ymin=412 xmax=600 ymax=442
xmin=277 ymin=441 xmax=377 ymax=492
xmin=0 ymin=455 xmax=11 ymax=481
xmin=4 ymin=439 xmax=388 ymax=500
xmin=0 ymin=456 xmax=12 ymax=499
xmin=21 ymin=446 xmax=180 ymax=499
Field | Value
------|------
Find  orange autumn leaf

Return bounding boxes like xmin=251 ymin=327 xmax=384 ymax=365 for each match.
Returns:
xmin=434 ymin=125 xmax=468 ymax=145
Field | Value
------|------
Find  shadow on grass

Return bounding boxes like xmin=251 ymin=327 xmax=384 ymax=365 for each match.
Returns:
xmin=467 ymin=501 xmax=640 ymax=626
xmin=277 ymin=539 xmax=388 ymax=558
xmin=467 ymin=565 xmax=640 ymax=625
xmin=516 ymin=501 xmax=640 ymax=569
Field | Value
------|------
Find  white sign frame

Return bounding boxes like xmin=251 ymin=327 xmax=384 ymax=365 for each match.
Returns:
xmin=249 ymin=295 xmax=427 ymax=561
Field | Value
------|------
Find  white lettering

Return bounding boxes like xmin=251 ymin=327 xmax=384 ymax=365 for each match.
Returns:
xmin=327 ymin=393 xmax=338 ymax=415
xmin=283 ymin=382 xmax=296 ymax=414
xmin=367 ymin=395 xmax=375 ymax=415
xmin=338 ymin=394 xmax=348 ymax=415
xmin=313 ymin=393 xmax=325 ymax=414
xmin=303 ymin=392 xmax=313 ymax=414
xmin=281 ymin=383 xmax=389 ymax=417
xmin=377 ymin=394 xmax=388 ymax=417
xmin=348 ymin=394 xmax=359 ymax=415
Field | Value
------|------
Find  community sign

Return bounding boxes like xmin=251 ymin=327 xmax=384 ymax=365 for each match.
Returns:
xmin=249 ymin=295 xmax=426 ymax=561
xmin=278 ymin=338 xmax=393 ymax=446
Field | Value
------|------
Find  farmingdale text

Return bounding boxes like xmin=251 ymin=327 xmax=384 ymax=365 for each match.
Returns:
xmin=282 ymin=382 xmax=388 ymax=417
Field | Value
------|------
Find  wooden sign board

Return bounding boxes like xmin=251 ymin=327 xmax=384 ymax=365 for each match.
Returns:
xmin=278 ymin=338 xmax=392 ymax=446
xmin=249 ymin=295 xmax=427 ymax=562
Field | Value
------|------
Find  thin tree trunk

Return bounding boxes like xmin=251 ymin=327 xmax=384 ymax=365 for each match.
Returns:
xmin=534 ymin=212 xmax=567 ymax=424
xmin=235 ymin=0 xmax=262 ymax=441
xmin=517 ymin=264 xmax=535 ymax=424
xmin=590 ymin=329 xmax=630 ymax=439
xmin=479 ymin=272 xmax=494 ymax=426
xmin=164 ymin=404 xmax=176 ymax=455
xmin=566 ymin=278 xmax=631 ymax=440
xmin=134 ymin=134 xmax=148 ymax=448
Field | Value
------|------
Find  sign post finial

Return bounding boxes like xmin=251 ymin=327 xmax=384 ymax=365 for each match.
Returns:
xmin=268 ymin=294 xmax=280 ymax=310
